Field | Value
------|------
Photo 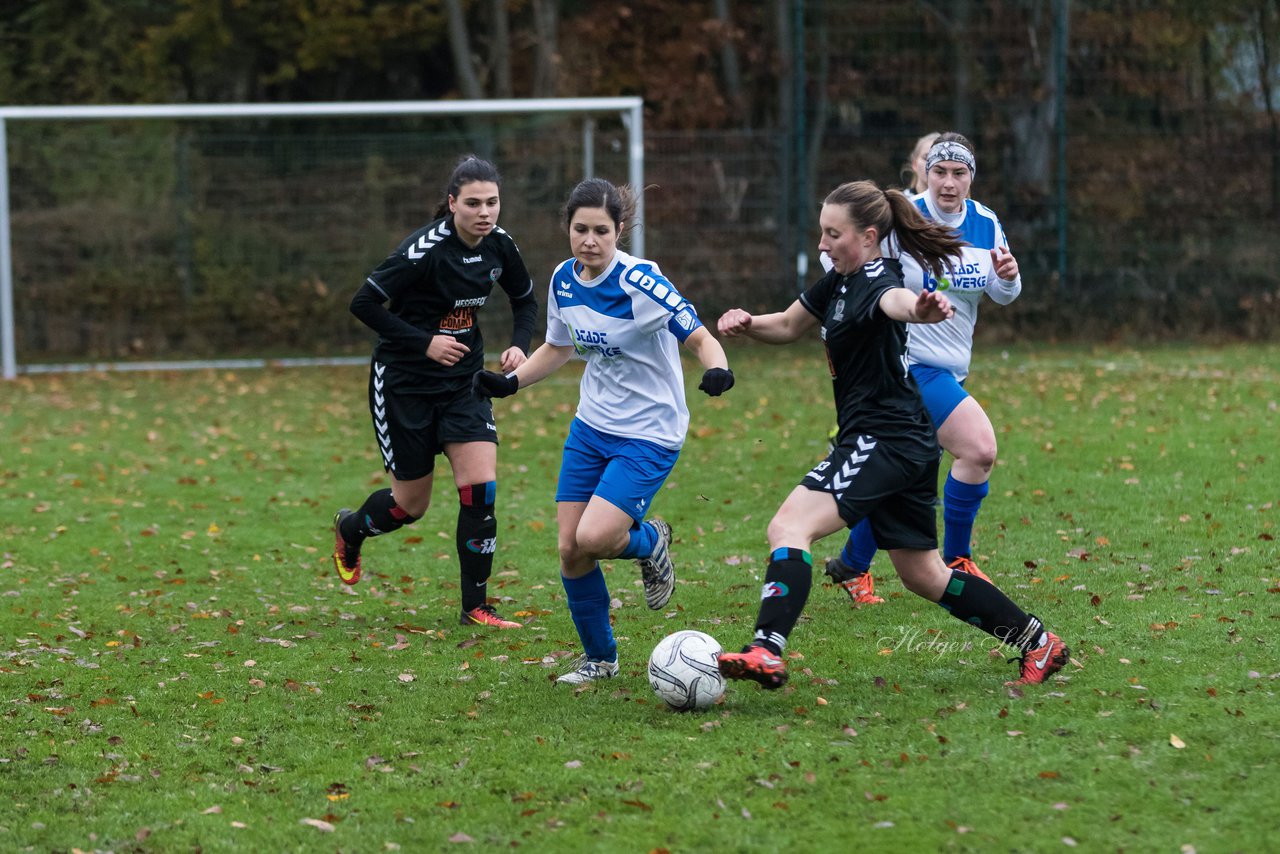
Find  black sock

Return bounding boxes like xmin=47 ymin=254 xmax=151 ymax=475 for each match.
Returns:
xmin=343 ymin=488 xmax=417 ymax=543
xmin=936 ymin=569 xmax=1046 ymax=651
xmin=457 ymin=482 xmax=497 ymax=612
xmin=751 ymin=548 xmax=813 ymax=654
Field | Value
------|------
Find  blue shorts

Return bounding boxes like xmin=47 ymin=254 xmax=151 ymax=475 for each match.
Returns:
xmin=909 ymin=364 xmax=969 ymax=427
xmin=556 ymin=418 xmax=680 ymax=523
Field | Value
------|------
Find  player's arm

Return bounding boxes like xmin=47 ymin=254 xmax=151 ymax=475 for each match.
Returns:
xmin=352 ymin=250 xmax=468 ymax=364
xmin=512 ymin=341 xmax=574 ymax=387
xmin=716 ymin=300 xmax=817 ymax=344
xmin=878 ymin=287 xmax=955 ymax=324
xmin=350 ymin=278 xmax=435 ymax=353
xmin=472 ymin=342 xmax=573 ymax=399
xmin=985 ymin=244 xmax=1022 ymax=304
xmin=683 ymin=326 xmax=735 ymax=397
xmin=683 ymin=326 xmax=728 ymax=370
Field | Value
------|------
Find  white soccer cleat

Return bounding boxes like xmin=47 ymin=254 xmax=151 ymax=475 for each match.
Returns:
xmin=555 ymin=655 xmax=620 ymax=685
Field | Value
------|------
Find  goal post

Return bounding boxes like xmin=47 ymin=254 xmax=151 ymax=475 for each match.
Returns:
xmin=0 ymin=97 xmax=645 ymax=379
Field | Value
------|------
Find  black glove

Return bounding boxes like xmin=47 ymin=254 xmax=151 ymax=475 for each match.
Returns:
xmin=697 ymin=367 xmax=735 ymax=397
xmin=472 ymin=370 xmax=520 ymax=400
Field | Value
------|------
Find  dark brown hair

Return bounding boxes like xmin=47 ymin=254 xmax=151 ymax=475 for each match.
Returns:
xmin=433 ymin=155 xmax=502 ymax=218
xmin=562 ymin=177 xmax=637 ymax=234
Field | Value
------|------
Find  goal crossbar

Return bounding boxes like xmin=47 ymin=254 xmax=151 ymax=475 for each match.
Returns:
xmin=0 ymin=97 xmax=645 ymax=379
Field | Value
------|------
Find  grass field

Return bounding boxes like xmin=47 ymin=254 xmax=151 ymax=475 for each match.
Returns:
xmin=1 ymin=341 xmax=1276 ymax=853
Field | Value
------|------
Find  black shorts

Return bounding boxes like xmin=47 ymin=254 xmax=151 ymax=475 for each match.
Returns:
xmin=369 ymin=360 xmax=497 ymax=480
xmin=800 ymin=434 xmax=938 ymax=551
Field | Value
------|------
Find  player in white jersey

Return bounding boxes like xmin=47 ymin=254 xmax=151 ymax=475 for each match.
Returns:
xmin=472 ymin=178 xmax=734 ymax=686
xmin=825 ymin=132 xmax=1022 ymax=605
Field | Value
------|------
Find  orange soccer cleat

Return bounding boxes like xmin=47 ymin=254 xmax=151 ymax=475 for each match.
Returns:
xmin=718 ymin=644 xmax=788 ymax=690
xmin=1007 ymin=631 xmax=1070 ymax=686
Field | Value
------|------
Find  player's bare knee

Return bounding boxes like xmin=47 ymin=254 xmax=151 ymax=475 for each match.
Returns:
xmin=975 ymin=440 xmax=997 ymax=472
xmin=764 ymin=517 xmax=802 ymax=551
xmin=570 ymin=527 xmax=615 ymax=562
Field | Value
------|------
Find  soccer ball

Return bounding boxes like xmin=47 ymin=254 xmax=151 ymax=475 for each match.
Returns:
xmin=647 ymin=630 xmax=725 ymax=712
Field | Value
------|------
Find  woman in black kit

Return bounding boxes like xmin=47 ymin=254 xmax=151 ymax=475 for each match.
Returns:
xmin=332 ymin=155 xmax=537 ymax=629
xmin=715 ymin=180 xmax=1069 ymax=689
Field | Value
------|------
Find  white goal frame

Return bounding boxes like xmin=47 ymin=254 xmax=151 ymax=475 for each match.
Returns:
xmin=0 ymin=97 xmax=645 ymax=379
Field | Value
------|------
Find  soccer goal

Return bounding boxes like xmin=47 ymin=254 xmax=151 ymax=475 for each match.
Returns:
xmin=0 ymin=97 xmax=644 ymax=379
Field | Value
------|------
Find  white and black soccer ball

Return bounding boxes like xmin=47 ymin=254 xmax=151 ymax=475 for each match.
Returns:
xmin=647 ymin=630 xmax=725 ymax=712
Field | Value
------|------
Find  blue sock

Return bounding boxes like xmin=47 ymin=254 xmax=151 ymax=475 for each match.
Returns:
xmin=839 ymin=518 xmax=879 ymax=575
xmin=618 ymin=519 xmax=658 ymax=559
xmin=942 ymin=473 xmax=989 ymax=562
xmin=561 ymin=565 xmax=616 ymax=663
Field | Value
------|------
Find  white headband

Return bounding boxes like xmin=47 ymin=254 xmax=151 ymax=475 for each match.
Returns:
xmin=925 ymin=141 xmax=976 ymax=177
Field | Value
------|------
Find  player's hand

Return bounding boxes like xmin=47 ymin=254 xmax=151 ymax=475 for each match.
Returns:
xmin=991 ymin=246 xmax=1019 ymax=282
xmin=698 ymin=367 xmax=735 ymax=397
xmin=914 ymin=290 xmax=955 ymax=323
xmin=717 ymin=309 xmax=753 ymax=337
xmin=471 ymin=370 xmax=520 ymax=400
xmin=427 ymin=335 xmax=470 ymax=366
xmin=498 ymin=345 xmax=527 ymax=373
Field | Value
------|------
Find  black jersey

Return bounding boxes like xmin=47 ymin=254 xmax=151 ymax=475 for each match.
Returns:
xmin=350 ymin=215 xmax=538 ymax=383
xmin=798 ymin=258 xmax=938 ymax=459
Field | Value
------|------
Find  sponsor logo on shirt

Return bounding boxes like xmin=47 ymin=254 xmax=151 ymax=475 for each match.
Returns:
xmin=926 ymin=261 xmax=984 ymax=292
xmin=453 ymin=297 xmax=487 ymax=308
xmin=572 ymin=328 xmax=622 ymax=358
xmin=674 ymin=309 xmax=695 ymax=330
xmin=440 ymin=307 xmax=476 ymax=332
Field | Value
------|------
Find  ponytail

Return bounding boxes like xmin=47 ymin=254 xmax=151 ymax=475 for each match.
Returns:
xmin=823 ymin=180 xmax=966 ymax=280
xmin=883 ymin=190 xmax=966 ymax=280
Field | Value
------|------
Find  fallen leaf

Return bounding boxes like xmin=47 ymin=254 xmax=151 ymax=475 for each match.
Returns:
xmin=300 ymin=818 xmax=335 ymax=832
xmin=1170 ymin=734 xmax=1186 ymax=749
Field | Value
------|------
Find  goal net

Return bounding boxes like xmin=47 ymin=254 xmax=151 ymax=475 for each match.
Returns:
xmin=0 ymin=98 xmax=644 ymax=378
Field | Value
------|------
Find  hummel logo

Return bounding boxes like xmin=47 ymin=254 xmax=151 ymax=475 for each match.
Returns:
xmin=405 ymin=224 xmax=451 ymax=260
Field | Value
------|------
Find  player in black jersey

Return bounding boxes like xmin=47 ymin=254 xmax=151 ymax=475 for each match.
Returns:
xmin=715 ymin=180 xmax=1069 ymax=689
xmin=331 ymin=155 xmax=538 ymax=629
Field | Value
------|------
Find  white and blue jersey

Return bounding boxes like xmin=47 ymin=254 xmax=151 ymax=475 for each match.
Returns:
xmin=545 ymin=250 xmax=704 ymax=451
xmin=886 ymin=195 xmax=1021 ymax=381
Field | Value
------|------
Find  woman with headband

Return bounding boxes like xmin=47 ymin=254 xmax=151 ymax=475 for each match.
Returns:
xmin=824 ymin=132 xmax=1022 ymax=604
